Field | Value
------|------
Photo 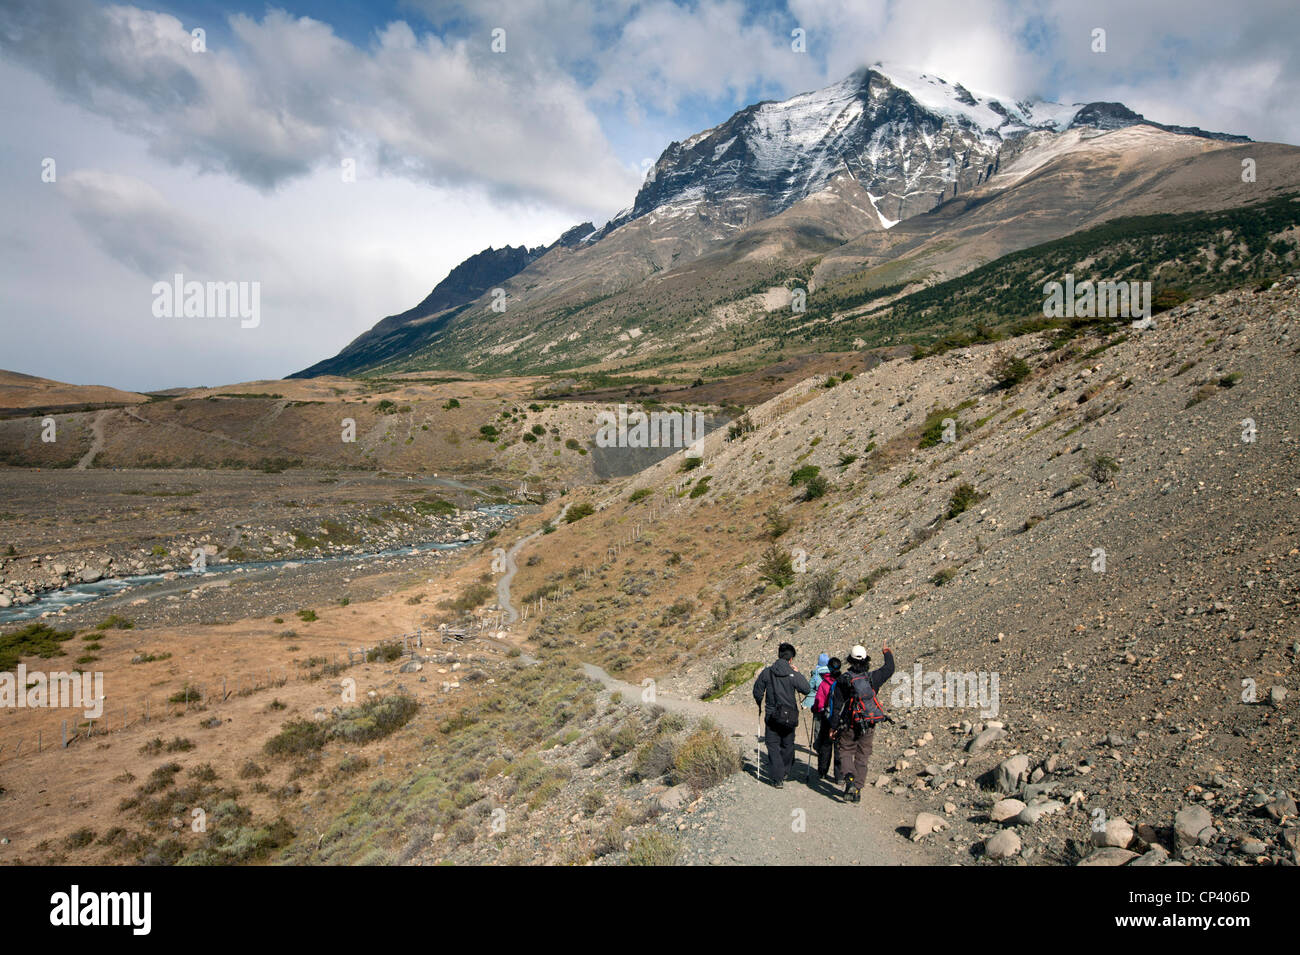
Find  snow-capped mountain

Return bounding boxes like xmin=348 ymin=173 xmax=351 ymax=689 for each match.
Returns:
xmin=595 ymin=65 xmax=1247 ymax=235
xmin=295 ymin=65 xmax=1260 ymax=379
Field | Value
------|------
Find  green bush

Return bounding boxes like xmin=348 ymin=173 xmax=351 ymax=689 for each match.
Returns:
xmin=789 ymin=465 xmax=820 ymax=487
xmin=673 ymin=723 xmax=740 ymax=791
xmin=564 ymin=502 xmax=595 ymax=523
xmin=947 ymin=483 xmax=986 ymax=518
xmin=758 ymin=545 xmax=795 ymax=588
xmin=701 ymin=662 xmax=762 ymax=702
xmin=1086 ymin=452 xmax=1120 ymax=484
xmin=992 ymin=353 xmax=1030 ymax=389
xmin=801 ymin=474 xmax=829 ymax=501
xmin=0 ymin=623 xmax=75 ymax=672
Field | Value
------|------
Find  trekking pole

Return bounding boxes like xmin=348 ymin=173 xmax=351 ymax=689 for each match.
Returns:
xmin=804 ymin=708 xmax=814 ymax=782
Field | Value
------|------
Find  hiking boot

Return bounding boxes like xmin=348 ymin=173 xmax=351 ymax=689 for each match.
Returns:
xmin=843 ymin=775 xmax=855 ymax=800
xmin=773 ymin=780 xmax=784 ymax=789
xmin=851 ymin=788 xmax=862 ymax=803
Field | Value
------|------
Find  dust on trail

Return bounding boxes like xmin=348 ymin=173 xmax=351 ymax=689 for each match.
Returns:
xmin=582 ymin=662 xmax=946 ymax=866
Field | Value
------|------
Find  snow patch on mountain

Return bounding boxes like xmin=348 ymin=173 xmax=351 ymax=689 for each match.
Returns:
xmin=872 ymin=63 xmax=1082 ymax=134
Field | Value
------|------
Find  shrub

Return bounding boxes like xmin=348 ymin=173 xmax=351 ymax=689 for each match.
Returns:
xmin=991 ymin=353 xmax=1031 ymax=389
xmin=365 ymin=642 xmax=403 ymax=663
xmin=947 ymin=483 xmax=986 ymax=518
xmin=803 ymin=570 xmax=837 ymax=616
xmin=789 ymin=465 xmax=820 ymax=487
xmin=263 ymin=720 xmax=328 ymax=758
xmin=764 ymin=505 xmax=791 ymax=540
xmin=564 ymin=502 xmax=595 ymax=523
xmin=673 ymin=723 xmax=741 ymax=791
xmin=1086 ymin=452 xmax=1120 ymax=484
xmin=330 ymin=694 xmax=420 ymax=746
xmin=64 ymin=828 xmax=97 ymax=850
xmin=758 ymin=545 xmax=796 ymax=588
xmin=801 ymin=474 xmax=829 ymax=501
xmin=625 ymin=831 xmax=680 ymax=866
xmin=701 ymin=662 xmax=762 ymax=701
xmin=0 ymin=622 xmax=75 ymax=672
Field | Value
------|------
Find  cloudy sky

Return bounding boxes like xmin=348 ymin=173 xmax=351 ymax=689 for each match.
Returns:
xmin=2 ymin=0 xmax=1297 ymax=391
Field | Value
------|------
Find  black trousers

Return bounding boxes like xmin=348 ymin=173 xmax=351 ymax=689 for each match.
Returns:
xmin=763 ymin=718 xmax=798 ymax=782
xmin=813 ymin=715 xmax=836 ymax=778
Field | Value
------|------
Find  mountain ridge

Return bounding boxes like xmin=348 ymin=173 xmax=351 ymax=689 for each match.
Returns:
xmin=292 ymin=65 xmax=1264 ymax=380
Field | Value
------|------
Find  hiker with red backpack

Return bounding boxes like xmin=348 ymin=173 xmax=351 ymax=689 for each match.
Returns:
xmin=752 ymin=643 xmax=811 ymax=788
xmin=811 ymin=656 xmax=842 ymax=781
xmin=830 ymin=642 xmax=894 ymax=803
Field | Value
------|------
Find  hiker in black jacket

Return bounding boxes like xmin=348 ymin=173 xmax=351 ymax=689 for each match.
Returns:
xmin=831 ymin=642 xmax=894 ymax=802
xmin=752 ymin=643 xmax=811 ymax=788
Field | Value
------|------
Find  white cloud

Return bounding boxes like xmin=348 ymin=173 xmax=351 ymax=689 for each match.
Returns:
xmin=0 ymin=0 xmax=639 ymax=210
xmin=0 ymin=59 xmax=580 ymax=390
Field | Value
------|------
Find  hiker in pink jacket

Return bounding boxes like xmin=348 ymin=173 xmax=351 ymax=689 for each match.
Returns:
xmin=811 ymin=656 xmax=842 ymax=781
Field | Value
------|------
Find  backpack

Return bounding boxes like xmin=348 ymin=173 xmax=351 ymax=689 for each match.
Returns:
xmin=839 ymin=672 xmax=887 ymax=734
xmin=814 ymin=673 xmax=837 ymax=720
xmin=764 ymin=669 xmax=800 ymax=731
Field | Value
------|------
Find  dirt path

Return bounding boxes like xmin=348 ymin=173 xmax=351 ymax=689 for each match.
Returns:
xmin=497 ymin=502 xmax=568 ymax=623
xmin=582 ymin=662 xmax=947 ymax=866
xmin=75 ymin=409 xmax=108 ymax=469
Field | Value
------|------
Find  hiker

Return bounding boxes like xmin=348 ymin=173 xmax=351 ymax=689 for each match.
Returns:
xmin=830 ymin=642 xmax=894 ymax=802
xmin=811 ymin=656 xmax=841 ymax=780
xmin=802 ymin=653 xmax=831 ymax=708
xmin=752 ymin=642 xmax=811 ymax=788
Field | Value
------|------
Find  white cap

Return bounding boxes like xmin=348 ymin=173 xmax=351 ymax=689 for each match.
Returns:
xmin=849 ymin=644 xmax=867 ymax=660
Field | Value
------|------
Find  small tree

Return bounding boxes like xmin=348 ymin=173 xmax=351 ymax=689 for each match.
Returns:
xmin=802 ymin=474 xmax=829 ymax=501
xmin=803 ymin=570 xmax=837 ymax=616
xmin=758 ymin=545 xmax=796 ymax=588
xmin=1086 ymin=452 xmax=1120 ymax=484
xmin=947 ymin=483 xmax=986 ymax=518
xmin=764 ymin=505 xmax=791 ymax=540
xmin=992 ymin=352 xmax=1030 ymax=389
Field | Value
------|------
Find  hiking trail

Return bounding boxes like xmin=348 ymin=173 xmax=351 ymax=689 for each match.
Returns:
xmin=582 ymin=662 xmax=948 ymax=866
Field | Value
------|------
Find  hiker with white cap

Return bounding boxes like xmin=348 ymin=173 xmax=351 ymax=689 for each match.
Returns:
xmin=829 ymin=641 xmax=894 ymax=803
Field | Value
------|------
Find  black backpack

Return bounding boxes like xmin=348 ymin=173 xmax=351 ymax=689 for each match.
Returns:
xmin=839 ymin=672 xmax=887 ymax=734
xmin=764 ymin=669 xmax=800 ymax=731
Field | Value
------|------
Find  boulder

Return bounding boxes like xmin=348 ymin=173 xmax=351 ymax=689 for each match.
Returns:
xmin=985 ymin=829 xmax=1021 ymax=860
xmin=991 ymin=798 xmax=1026 ymax=823
xmin=1130 ymin=844 xmax=1170 ymax=866
xmin=1092 ymin=817 xmax=1134 ymax=848
xmin=1262 ymin=794 xmax=1297 ymax=822
xmin=1079 ymin=847 xmax=1137 ymax=866
xmin=657 ymin=784 xmax=692 ymax=811
xmin=911 ymin=812 xmax=948 ymax=841
xmin=995 ymin=754 xmax=1030 ymax=793
xmin=1174 ymin=806 xmax=1214 ymax=848
xmin=968 ymin=727 xmax=1006 ymax=753
xmin=1018 ymin=799 xmax=1065 ymax=826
